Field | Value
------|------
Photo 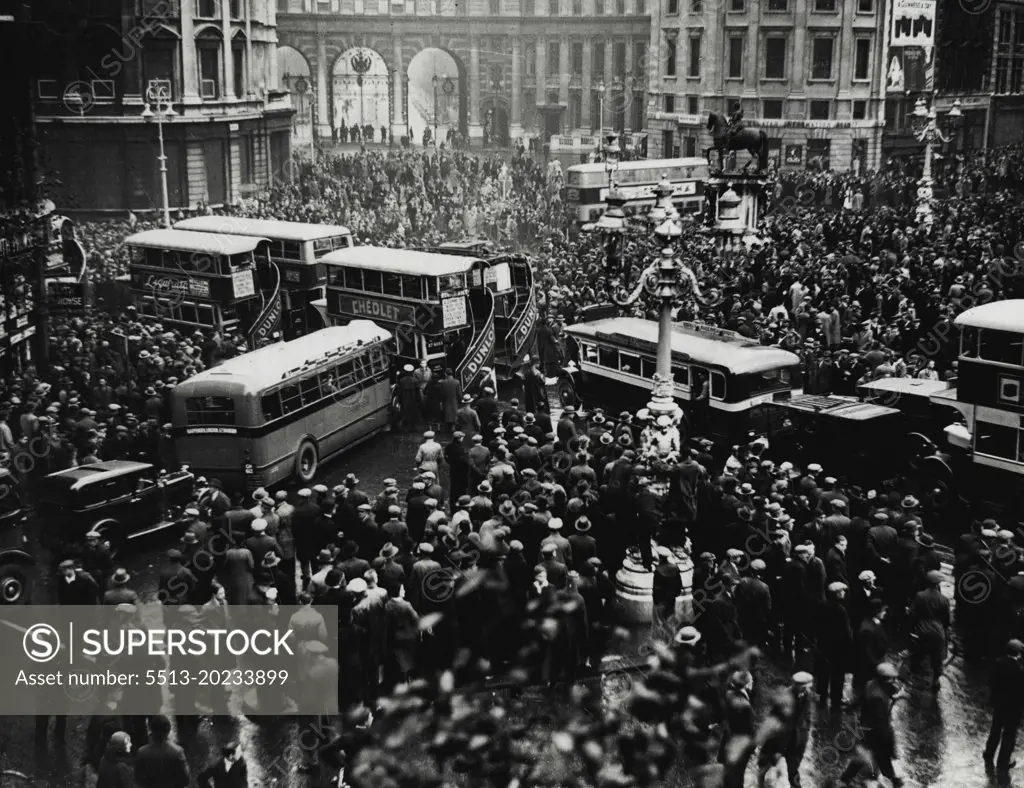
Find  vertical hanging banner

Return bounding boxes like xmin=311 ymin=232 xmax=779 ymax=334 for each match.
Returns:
xmin=887 ymin=0 xmax=936 ymax=93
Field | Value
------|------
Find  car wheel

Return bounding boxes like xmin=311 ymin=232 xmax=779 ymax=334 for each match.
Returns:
xmin=93 ymin=519 xmax=126 ymax=560
xmin=0 ymin=563 xmax=31 ymax=605
xmin=295 ymin=440 xmax=319 ymax=484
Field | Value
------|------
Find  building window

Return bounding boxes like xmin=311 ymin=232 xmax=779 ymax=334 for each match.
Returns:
xmin=681 ymin=135 xmax=696 ymax=156
xmin=852 ymin=99 xmax=867 ymax=119
xmin=666 ymin=38 xmax=677 ymax=76
xmin=688 ymin=34 xmax=701 ymax=77
xmin=807 ymin=138 xmax=830 ymax=169
xmin=524 ymin=0 xmax=534 ymax=11
xmin=277 ymin=0 xmax=287 ymax=11
xmin=637 ymin=0 xmax=645 ymax=13
xmin=230 ymin=0 xmax=243 ymax=16
xmin=198 ymin=45 xmax=220 ymax=99
xmin=857 ymin=0 xmax=872 ymax=11
xmin=727 ymin=36 xmax=743 ymax=78
xmin=762 ymin=99 xmax=783 ymax=118
xmin=490 ymin=0 xmax=500 ymax=10
xmin=667 ymin=0 xmax=678 ymax=12
xmin=662 ymin=129 xmax=677 ymax=157
xmin=766 ymin=0 xmax=786 ymax=10
xmin=593 ymin=42 xmax=605 ymax=77
xmin=635 ymin=42 xmax=647 ymax=74
xmin=811 ymin=37 xmax=834 ymax=80
xmin=240 ymin=135 xmax=256 ymax=184
xmin=548 ymin=42 xmax=560 ymax=74
xmin=664 ymin=94 xmax=675 ymax=112
xmin=196 ymin=0 xmax=219 ymax=17
xmin=687 ymin=95 xmax=698 ymax=114
xmin=614 ymin=42 xmax=626 ymax=74
xmin=809 ymin=100 xmax=830 ymax=119
xmin=232 ymin=44 xmax=245 ymax=97
xmin=572 ymin=0 xmax=581 ymax=11
xmin=730 ymin=0 xmax=743 ymax=9
xmin=549 ymin=0 xmax=558 ymax=12
xmin=595 ymin=0 xmax=603 ymax=12
xmin=691 ymin=0 xmax=701 ymax=10
xmin=571 ymin=42 xmax=583 ymax=75
xmin=525 ymin=43 xmax=536 ymax=75
xmin=616 ymin=0 xmax=625 ymax=12
xmin=570 ymin=91 xmax=582 ymax=128
xmin=764 ymin=36 xmax=786 ymax=79
xmin=854 ymin=38 xmax=871 ymax=81
xmin=813 ymin=0 xmax=835 ymax=10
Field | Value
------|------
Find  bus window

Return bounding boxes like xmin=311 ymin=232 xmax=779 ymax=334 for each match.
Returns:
xmin=424 ymin=278 xmax=437 ymax=300
xmin=142 ymin=248 xmax=161 ymax=267
xmin=282 ymin=241 xmax=303 ymax=261
xmin=382 ymin=273 xmax=402 ymax=297
xmin=975 ymin=421 xmax=1018 ymax=460
xmin=747 ymin=368 xmax=790 ymax=396
xmin=598 ymin=346 xmax=618 ymax=368
xmin=313 ymin=238 xmax=333 ymax=256
xmin=640 ymin=357 xmax=657 ymax=379
xmin=961 ymin=326 xmax=978 ymax=358
xmin=336 ymin=360 xmax=356 ymax=387
xmin=402 ymin=275 xmax=424 ymax=300
xmin=180 ymin=302 xmax=198 ymax=324
xmin=672 ymin=365 xmax=690 ymax=387
xmin=979 ymin=330 xmax=1023 ymax=366
xmin=261 ymin=392 xmax=283 ymax=421
xmin=186 ymin=396 xmax=237 ymax=426
xmin=440 ymin=273 xmax=466 ymax=293
xmin=333 ymin=235 xmax=352 ymax=249
xmin=300 ymin=374 xmax=322 ymax=404
xmin=280 ymin=384 xmax=303 ymax=415
xmin=363 ymin=270 xmax=383 ymax=294
xmin=710 ymin=371 xmax=726 ymax=400
xmin=198 ymin=304 xmax=215 ymax=327
xmin=619 ymin=352 xmax=640 ymax=375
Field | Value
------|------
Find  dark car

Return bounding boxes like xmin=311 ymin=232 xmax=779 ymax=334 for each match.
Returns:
xmin=37 ymin=461 xmax=195 ymax=557
xmin=0 ymin=468 xmax=34 ymax=604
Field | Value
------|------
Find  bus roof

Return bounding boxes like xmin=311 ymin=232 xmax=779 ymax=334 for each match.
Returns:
xmin=125 ymin=229 xmax=268 ymax=256
xmin=320 ymin=246 xmax=485 ymax=277
xmin=174 ymin=216 xmax=352 ymax=242
xmin=174 ymin=322 xmax=392 ymax=393
xmin=954 ymin=300 xmax=1024 ymax=332
xmin=781 ymin=395 xmax=901 ymax=422
xmin=858 ymin=378 xmax=953 ymax=398
xmin=566 ymin=157 xmax=708 ymax=175
xmin=566 ymin=317 xmax=801 ymax=375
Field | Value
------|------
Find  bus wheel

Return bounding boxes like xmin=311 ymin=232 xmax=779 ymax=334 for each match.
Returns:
xmin=295 ymin=440 xmax=319 ymax=484
xmin=558 ymin=382 xmax=577 ymax=409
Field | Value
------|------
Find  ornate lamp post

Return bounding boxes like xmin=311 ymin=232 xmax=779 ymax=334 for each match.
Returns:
xmin=432 ymin=73 xmax=440 ymax=146
xmin=947 ymin=98 xmax=963 ymax=181
xmin=909 ymin=96 xmax=952 ymax=228
xmin=351 ymin=49 xmax=372 ymax=134
xmin=593 ymin=177 xmax=701 ymax=624
xmin=141 ymin=83 xmax=176 ymax=228
xmin=603 ymin=130 xmax=621 ymax=186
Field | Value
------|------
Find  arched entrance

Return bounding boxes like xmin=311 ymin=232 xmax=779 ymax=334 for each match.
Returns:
xmin=407 ymin=49 xmax=464 ymax=147
xmin=481 ymin=95 xmax=510 ymax=147
xmin=277 ymin=46 xmax=313 ymax=147
xmin=333 ymin=47 xmax=390 ymax=144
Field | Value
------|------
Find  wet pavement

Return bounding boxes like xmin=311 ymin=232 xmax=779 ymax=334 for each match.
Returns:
xmin=3 ymin=427 xmax=1020 ymax=788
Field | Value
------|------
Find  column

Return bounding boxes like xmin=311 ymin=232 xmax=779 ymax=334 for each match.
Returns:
xmin=581 ymin=38 xmax=592 ymax=130
xmin=559 ymin=37 xmax=569 ymax=133
xmin=392 ymin=36 xmax=407 ymax=140
xmin=222 ymin=0 xmax=235 ymax=99
xmin=469 ymin=35 xmax=483 ymax=141
xmin=624 ymin=38 xmax=634 ymax=133
xmin=790 ymin=5 xmax=806 ymax=93
xmin=745 ymin=29 xmax=758 ymax=87
xmin=536 ymin=38 xmax=546 ymax=104
xmin=181 ymin=0 xmax=200 ymax=104
xmin=511 ymin=37 xmax=523 ymax=138
xmin=316 ymin=37 xmax=331 ymax=136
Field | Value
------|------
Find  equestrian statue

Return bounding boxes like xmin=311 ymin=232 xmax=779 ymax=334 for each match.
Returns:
xmin=705 ymin=103 xmax=769 ymax=173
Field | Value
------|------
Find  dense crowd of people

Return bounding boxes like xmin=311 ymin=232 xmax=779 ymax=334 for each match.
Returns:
xmin=12 ymin=140 xmax=1024 ymax=788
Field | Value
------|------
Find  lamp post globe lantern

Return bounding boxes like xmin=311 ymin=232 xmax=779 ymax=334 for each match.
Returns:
xmin=141 ymin=82 xmax=175 ymax=229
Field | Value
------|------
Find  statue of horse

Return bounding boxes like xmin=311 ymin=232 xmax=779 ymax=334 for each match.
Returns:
xmin=705 ymin=112 xmax=769 ymax=173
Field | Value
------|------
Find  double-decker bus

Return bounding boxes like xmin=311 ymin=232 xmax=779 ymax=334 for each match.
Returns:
xmin=919 ymin=300 xmax=1024 ymax=512
xmin=557 ymin=316 xmax=803 ymax=443
xmin=171 ymin=322 xmax=393 ymax=491
xmin=321 ymin=246 xmax=497 ymax=392
xmin=564 ymin=157 xmax=709 ymax=226
xmin=174 ymin=216 xmax=353 ymax=340
xmin=125 ymin=229 xmax=265 ymax=333
xmin=431 ymin=240 xmax=538 ymax=380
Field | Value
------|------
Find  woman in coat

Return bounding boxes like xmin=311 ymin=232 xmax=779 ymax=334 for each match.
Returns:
xmin=97 ymin=732 xmax=137 ymax=788
xmin=223 ymin=544 xmax=256 ymax=605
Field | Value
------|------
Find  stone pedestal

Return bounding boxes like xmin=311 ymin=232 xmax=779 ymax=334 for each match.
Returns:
xmin=614 ymin=542 xmax=694 ymax=626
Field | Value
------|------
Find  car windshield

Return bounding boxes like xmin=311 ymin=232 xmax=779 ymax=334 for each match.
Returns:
xmin=38 ymin=476 xmax=76 ymax=507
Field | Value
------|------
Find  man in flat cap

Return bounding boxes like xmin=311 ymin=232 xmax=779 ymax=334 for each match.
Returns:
xmin=814 ymin=581 xmax=853 ymax=716
xmin=984 ymin=638 xmax=1024 ymax=772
